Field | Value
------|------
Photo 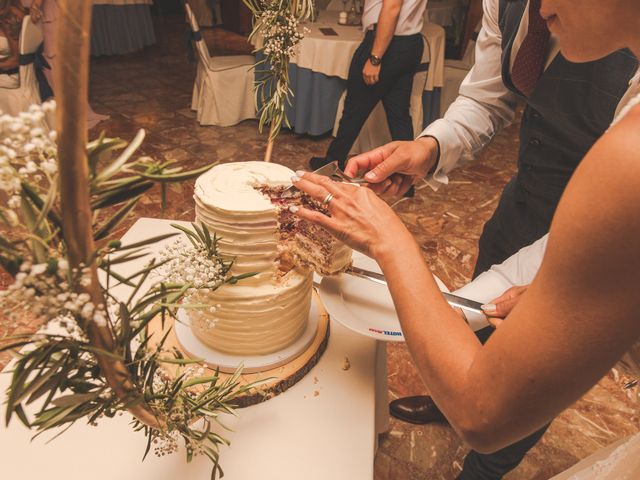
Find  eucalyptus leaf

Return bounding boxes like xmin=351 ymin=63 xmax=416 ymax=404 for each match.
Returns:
xmin=20 ymin=192 xmax=48 ymax=263
xmin=52 ymin=391 xmax=100 ymax=408
xmin=94 ymin=129 xmax=146 ymax=184
xmin=91 ymin=182 xmax=153 ymax=210
xmin=134 ymin=162 xmax=215 ymax=183
xmin=156 ymin=357 xmax=205 ymax=365
xmin=20 ymin=181 xmax=63 ymax=231
xmin=93 ymin=198 xmax=138 ymax=241
xmin=115 ymin=232 xmax=180 ymax=252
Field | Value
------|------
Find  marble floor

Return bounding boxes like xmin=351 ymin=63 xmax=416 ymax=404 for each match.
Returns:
xmin=1 ymin=14 xmax=638 ymax=480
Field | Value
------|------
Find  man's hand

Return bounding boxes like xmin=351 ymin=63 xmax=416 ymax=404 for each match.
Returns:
xmin=481 ymin=285 xmax=530 ymax=328
xmin=363 ymin=59 xmax=381 ymax=85
xmin=345 ymin=137 xmax=440 ymax=196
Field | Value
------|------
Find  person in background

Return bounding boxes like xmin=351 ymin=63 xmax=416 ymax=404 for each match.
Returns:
xmin=0 ymin=0 xmax=25 ymax=88
xmin=289 ymin=1 xmax=640 ymax=478
xmin=25 ymin=0 xmax=109 ymax=128
xmin=341 ymin=0 xmax=637 ymax=477
xmin=309 ymin=0 xmax=428 ymax=177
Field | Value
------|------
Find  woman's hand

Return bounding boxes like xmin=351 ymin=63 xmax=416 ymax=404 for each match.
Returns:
xmin=288 ymin=170 xmax=414 ymax=258
xmin=481 ymin=285 xmax=530 ymax=328
xmin=30 ymin=0 xmax=43 ymax=23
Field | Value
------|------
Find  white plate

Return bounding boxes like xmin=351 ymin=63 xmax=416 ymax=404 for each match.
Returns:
xmin=174 ymin=301 xmax=320 ymax=374
xmin=319 ymin=252 xmax=448 ymax=342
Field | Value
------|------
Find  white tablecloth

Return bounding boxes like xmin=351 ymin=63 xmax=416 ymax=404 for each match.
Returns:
xmin=0 ymin=218 xmax=383 ymax=480
xmin=256 ymin=11 xmax=444 ymax=91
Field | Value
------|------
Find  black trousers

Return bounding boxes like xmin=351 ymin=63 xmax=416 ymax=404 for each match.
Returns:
xmin=459 ymin=175 xmax=557 ymax=480
xmin=326 ymin=30 xmax=424 ymax=167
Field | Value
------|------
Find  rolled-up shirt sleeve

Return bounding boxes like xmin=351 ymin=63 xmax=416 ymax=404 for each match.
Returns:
xmin=419 ymin=0 xmax=519 ymax=190
xmin=454 ymin=234 xmax=549 ymax=331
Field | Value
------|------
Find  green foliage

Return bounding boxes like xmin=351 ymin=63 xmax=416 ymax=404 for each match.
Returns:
xmin=0 ymin=124 xmax=259 ymax=479
xmin=243 ymin=0 xmax=316 ymax=141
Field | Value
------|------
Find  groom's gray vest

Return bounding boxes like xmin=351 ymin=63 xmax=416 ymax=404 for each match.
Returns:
xmin=492 ymin=1 xmax=637 ymax=235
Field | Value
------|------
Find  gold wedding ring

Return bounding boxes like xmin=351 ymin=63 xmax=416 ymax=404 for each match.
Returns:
xmin=322 ymin=193 xmax=334 ymax=206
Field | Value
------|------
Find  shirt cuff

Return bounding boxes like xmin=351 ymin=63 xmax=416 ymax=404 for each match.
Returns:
xmin=418 ymin=119 xmax=464 ymax=191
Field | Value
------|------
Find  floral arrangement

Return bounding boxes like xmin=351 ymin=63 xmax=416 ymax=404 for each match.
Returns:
xmin=243 ymin=0 xmax=316 ymax=160
xmin=0 ymin=102 xmax=258 ymax=478
xmin=0 ymin=1 xmax=316 ymax=475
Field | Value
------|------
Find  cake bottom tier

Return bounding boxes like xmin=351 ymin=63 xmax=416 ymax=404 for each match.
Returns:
xmin=189 ymin=269 xmax=313 ymax=355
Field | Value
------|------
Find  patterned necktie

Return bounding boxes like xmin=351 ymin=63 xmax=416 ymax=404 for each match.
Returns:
xmin=511 ymin=0 xmax=551 ymax=97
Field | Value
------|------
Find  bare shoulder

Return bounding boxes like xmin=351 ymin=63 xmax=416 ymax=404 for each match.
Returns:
xmin=598 ymin=103 xmax=640 ymax=174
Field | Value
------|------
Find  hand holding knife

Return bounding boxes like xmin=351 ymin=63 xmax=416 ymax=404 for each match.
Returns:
xmin=281 ymin=161 xmax=367 ymax=198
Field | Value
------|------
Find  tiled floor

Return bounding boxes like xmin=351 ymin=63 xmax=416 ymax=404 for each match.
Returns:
xmin=1 ymin=14 xmax=638 ymax=480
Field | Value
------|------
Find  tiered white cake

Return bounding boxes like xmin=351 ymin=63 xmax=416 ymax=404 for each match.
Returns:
xmin=190 ymin=161 xmax=351 ymax=356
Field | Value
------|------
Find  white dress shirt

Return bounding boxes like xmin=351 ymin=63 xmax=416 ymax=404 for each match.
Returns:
xmin=419 ymin=0 xmax=562 ymax=190
xmin=362 ymin=0 xmax=429 ymax=36
xmin=455 ymin=70 xmax=640 ymax=332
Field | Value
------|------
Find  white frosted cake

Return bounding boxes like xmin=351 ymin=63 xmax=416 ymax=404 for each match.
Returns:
xmin=190 ymin=161 xmax=351 ymax=356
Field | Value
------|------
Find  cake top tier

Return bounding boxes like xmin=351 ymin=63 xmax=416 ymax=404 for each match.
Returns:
xmin=195 ymin=161 xmax=293 ymax=213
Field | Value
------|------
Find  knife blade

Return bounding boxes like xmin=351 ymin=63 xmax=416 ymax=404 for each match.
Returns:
xmin=345 ymin=265 xmax=486 ymax=316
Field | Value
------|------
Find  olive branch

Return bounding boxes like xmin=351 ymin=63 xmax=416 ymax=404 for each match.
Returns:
xmin=242 ymin=0 xmax=316 ymax=161
xmin=0 ymin=104 xmax=259 ymax=478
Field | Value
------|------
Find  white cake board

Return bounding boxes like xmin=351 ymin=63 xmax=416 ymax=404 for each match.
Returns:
xmin=175 ymin=301 xmax=320 ymax=374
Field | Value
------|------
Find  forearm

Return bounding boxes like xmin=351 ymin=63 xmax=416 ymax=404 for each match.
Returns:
xmin=370 ymin=1 xmax=402 ymax=58
xmin=374 ymin=237 xmax=484 ymax=433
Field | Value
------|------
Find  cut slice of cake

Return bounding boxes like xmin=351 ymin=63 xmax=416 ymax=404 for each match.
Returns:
xmin=257 ymin=185 xmax=352 ymax=277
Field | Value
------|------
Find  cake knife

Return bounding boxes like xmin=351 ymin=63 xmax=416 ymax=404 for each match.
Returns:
xmin=281 ymin=161 xmax=367 ymax=197
xmin=345 ymin=266 xmax=486 ymax=316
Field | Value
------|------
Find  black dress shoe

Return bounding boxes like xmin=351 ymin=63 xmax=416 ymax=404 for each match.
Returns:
xmin=309 ymin=156 xmax=333 ymax=170
xmin=389 ymin=395 xmax=448 ymax=425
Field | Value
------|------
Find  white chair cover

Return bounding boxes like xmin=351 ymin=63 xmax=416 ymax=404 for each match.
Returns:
xmin=0 ymin=15 xmax=43 ymax=116
xmin=187 ymin=0 xmax=221 ymax=27
xmin=185 ymin=3 xmax=255 ymax=127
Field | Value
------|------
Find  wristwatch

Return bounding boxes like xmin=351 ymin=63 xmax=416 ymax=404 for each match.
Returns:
xmin=368 ymin=54 xmax=382 ymax=66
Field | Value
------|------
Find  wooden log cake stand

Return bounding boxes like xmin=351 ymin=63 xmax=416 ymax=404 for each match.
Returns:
xmin=147 ymin=291 xmax=330 ymax=408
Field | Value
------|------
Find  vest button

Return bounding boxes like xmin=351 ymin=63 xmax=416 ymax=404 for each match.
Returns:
xmin=529 ymin=137 xmax=541 ymax=146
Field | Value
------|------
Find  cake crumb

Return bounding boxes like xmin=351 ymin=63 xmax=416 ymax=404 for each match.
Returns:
xmin=342 ymin=356 xmax=351 ymax=371
xmin=314 ymin=390 xmax=320 ymax=397
xmin=313 ymin=376 xmax=319 ymax=384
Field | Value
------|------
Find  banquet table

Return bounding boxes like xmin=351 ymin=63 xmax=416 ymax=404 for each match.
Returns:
xmin=91 ymin=0 xmax=156 ymax=56
xmin=326 ymin=0 xmax=461 ymax=27
xmin=0 ymin=218 xmax=385 ymax=480
xmin=254 ymin=10 xmax=445 ymax=150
